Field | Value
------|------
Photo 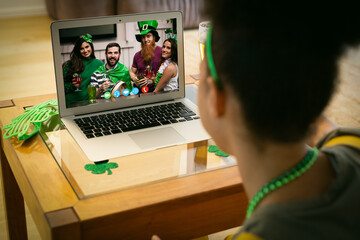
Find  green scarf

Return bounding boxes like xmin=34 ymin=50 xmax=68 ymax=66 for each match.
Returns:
xmin=63 ymin=58 xmax=103 ymax=107
xmin=95 ymin=63 xmax=133 ymax=91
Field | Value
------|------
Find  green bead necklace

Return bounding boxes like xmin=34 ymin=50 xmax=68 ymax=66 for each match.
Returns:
xmin=246 ymin=148 xmax=319 ymax=218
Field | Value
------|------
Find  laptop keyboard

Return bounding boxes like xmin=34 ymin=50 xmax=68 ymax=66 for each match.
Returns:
xmin=74 ymin=102 xmax=200 ymax=139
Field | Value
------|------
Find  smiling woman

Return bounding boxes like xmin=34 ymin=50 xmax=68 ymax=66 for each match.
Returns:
xmin=62 ymin=34 xmax=103 ymax=107
xmin=154 ymin=38 xmax=179 ymax=93
xmin=79 ymin=41 xmax=92 ymax=58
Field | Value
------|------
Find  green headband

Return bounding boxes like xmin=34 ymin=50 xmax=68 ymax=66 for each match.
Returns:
xmin=206 ymin=24 xmax=221 ymax=89
xmin=165 ymin=29 xmax=178 ymax=44
xmin=82 ymin=33 xmax=92 ymax=43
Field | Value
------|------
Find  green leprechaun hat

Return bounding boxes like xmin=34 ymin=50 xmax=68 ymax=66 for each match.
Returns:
xmin=135 ymin=20 xmax=160 ymax=42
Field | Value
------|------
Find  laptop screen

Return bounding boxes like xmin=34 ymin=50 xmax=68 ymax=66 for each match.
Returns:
xmin=51 ymin=11 xmax=184 ymax=117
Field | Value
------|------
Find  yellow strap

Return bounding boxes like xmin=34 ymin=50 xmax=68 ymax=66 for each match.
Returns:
xmin=225 ymin=232 xmax=263 ymax=240
xmin=324 ymin=135 xmax=360 ymax=149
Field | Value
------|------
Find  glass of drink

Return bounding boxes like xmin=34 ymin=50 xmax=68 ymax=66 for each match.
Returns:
xmin=88 ymin=84 xmax=96 ymax=103
xmin=73 ymin=74 xmax=82 ymax=92
xmin=199 ymin=21 xmax=210 ymax=60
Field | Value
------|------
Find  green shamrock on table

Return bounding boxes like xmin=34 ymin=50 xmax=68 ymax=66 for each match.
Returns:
xmin=84 ymin=162 xmax=119 ymax=175
xmin=208 ymin=145 xmax=229 ymax=157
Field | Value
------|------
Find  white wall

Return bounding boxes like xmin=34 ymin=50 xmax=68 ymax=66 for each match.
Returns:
xmin=60 ymin=20 xmax=173 ymax=70
xmin=0 ymin=0 xmax=47 ymax=18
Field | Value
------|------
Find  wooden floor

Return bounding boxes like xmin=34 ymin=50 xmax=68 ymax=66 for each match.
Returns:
xmin=0 ymin=15 xmax=359 ymax=240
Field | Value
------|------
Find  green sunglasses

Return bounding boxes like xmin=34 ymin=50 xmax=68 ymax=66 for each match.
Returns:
xmin=206 ymin=24 xmax=222 ymax=89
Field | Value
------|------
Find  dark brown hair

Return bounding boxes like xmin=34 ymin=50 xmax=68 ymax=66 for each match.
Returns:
xmin=204 ymin=0 xmax=360 ymax=142
xmin=161 ymin=38 xmax=178 ymax=63
xmin=65 ymin=36 xmax=96 ymax=81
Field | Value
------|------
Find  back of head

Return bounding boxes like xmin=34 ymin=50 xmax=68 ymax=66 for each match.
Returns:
xmin=204 ymin=1 xmax=360 ymax=143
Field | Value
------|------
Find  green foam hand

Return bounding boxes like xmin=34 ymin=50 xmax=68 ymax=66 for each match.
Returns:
xmin=208 ymin=145 xmax=229 ymax=157
xmin=84 ymin=162 xmax=119 ymax=175
xmin=2 ymin=100 xmax=59 ymax=140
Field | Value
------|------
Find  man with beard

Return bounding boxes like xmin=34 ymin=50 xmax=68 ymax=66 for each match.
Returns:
xmin=130 ymin=20 xmax=162 ymax=92
xmin=91 ymin=42 xmax=132 ymax=98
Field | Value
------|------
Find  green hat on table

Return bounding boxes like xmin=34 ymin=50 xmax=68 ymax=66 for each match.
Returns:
xmin=135 ymin=20 xmax=160 ymax=42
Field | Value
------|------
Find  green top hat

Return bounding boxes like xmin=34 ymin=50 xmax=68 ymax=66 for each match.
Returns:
xmin=135 ymin=20 xmax=160 ymax=42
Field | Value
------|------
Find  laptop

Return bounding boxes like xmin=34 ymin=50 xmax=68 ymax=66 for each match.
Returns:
xmin=51 ymin=11 xmax=210 ymax=162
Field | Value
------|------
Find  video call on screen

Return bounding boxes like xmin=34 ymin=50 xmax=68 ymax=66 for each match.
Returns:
xmin=60 ymin=18 xmax=179 ymax=108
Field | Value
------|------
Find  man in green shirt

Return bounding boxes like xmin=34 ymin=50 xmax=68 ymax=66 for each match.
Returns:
xmin=91 ymin=42 xmax=132 ymax=98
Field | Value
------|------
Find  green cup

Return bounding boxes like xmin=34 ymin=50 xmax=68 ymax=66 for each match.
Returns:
xmin=88 ymin=85 xmax=96 ymax=103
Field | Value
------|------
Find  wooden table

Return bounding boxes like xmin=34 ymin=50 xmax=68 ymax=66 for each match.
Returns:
xmin=0 ymin=92 xmax=246 ymax=240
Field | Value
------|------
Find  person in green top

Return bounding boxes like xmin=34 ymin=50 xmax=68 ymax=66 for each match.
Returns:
xmin=62 ymin=34 xmax=103 ymax=107
xmin=90 ymin=42 xmax=133 ymax=99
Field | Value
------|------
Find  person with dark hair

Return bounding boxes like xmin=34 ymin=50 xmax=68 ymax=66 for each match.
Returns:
xmin=154 ymin=38 xmax=179 ymax=93
xmin=130 ymin=20 xmax=162 ymax=92
xmin=152 ymin=2 xmax=360 ymax=240
xmin=193 ymin=1 xmax=360 ymax=239
xmin=90 ymin=42 xmax=132 ymax=98
xmin=63 ymin=34 xmax=103 ymax=107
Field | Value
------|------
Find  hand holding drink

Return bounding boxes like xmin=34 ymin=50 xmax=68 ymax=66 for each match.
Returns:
xmin=72 ymin=73 xmax=82 ymax=92
xmin=135 ymin=75 xmax=147 ymax=88
xmin=144 ymin=65 xmax=154 ymax=78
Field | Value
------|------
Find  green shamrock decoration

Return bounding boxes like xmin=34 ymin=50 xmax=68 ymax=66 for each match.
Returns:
xmin=208 ymin=145 xmax=229 ymax=157
xmin=84 ymin=162 xmax=119 ymax=175
xmin=2 ymin=100 xmax=58 ymax=140
xmin=82 ymin=33 xmax=92 ymax=43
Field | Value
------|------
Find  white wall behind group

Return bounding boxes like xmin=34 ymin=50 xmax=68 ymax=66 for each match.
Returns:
xmin=0 ymin=0 xmax=47 ymax=18
xmin=60 ymin=20 xmax=173 ymax=70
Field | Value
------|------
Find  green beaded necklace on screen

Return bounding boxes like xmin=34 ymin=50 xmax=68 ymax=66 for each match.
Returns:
xmin=246 ymin=148 xmax=319 ymax=218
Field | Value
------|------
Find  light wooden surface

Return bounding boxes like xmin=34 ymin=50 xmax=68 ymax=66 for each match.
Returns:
xmin=0 ymin=16 xmax=56 ymax=101
xmin=54 ymin=128 xmax=186 ymax=198
xmin=0 ymin=104 xmax=80 ymax=239
xmin=0 ymin=96 xmax=246 ymax=239
xmin=45 ymin=127 xmax=233 ymax=199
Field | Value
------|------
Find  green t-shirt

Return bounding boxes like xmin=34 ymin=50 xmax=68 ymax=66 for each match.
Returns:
xmin=94 ymin=62 xmax=133 ymax=91
xmin=63 ymin=58 xmax=103 ymax=107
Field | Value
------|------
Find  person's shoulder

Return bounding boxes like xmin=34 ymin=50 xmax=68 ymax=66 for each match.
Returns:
xmin=316 ymin=127 xmax=360 ymax=166
xmin=316 ymin=128 xmax=360 ymax=152
xmin=94 ymin=58 xmax=104 ymax=65
xmin=132 ymin=50 xmax=142 ymax=61
xmin=164 ymin=62 xmax=177 ymax=72
xmin=93 ymin=64 xmax=105 ymax=73
xmin=62 ymin=60 xmax=70 ymax=70
xmin=85 ymin=58 xmax=103 ymax=65
xmin=116 ymin=62 xmax=129 ymax=71
xmin=226 ymin=232 xmax=263 ymax=240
